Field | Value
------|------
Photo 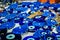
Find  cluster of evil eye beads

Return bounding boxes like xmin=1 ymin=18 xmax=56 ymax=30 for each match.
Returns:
xmin=0 ymin=2 xmax=60 ymax=40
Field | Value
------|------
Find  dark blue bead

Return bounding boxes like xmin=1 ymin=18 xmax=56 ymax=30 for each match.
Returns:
xmin=43 ymin=34 xmax=56 ymax=40
xmin=19 ymin=18 xmax=24 ymax=25
xmin=57 ymin=26 xmax=60 ymax=33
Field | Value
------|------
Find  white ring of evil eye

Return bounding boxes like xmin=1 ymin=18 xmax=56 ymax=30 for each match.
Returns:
xmin=39 ymin=6 xmax=44 ymax=8
xmin=56 ymin=35 xmax=60 ymax=40
xmin=27 ymin=38 xmax=35 ymax=40
xmin=6 ymin=8 xmax=10 ymax=11
xmin=13 ymin=11 xmax=17 ymax=13
xmin=35 ymin=16 xmax=41 ymax=18
xmin=31 ymin=11 xmax=35 ymax=13
xmin=47 ymin=37 xmax=52 ymax=40
xmin=28 ymin=26 xmax=35 ymax=30
xmin=43 ymin=26 xmax=48 ymax=29
xmin=43 ymin=9 xmax=49 ymax=12
xmin=49 ymin=7 xmax=54 ymax=9
xmin=34 ymin=7 xmax=37 ymax=10
xmin=6 ymin=34 xmax=15 ymax=39
xmin=2 ymin=18 xmax=8 ymax=22
xmin=29 ymin=4 xmax=34 ymax=7
xmin=23 ymin=21 xmax=28 ymax=23
xmin=57 ymin=8 xmax=60 ymax=10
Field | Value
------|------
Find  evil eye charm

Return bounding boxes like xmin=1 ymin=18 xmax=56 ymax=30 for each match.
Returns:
xmin=28 ymin=25 xmax=39 ymax=32
xmin=33 ymin=29 xmax=47 ymax=38
xmin=23 ymin=36 xmax=40 ymax=40
xmin=1 ymin=33 xmax=22 ymax=40
xmin=55 ymin=33 xmax=60 ymax=40
xmin=28 ymin=26 xmax=35 ymax=32
xmin=42 ymin=25 xmax=52 ymax=31
xmin=43 ymin=34 xmax=56 ymax=40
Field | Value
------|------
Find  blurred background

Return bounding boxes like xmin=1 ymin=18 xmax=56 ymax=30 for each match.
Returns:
xmin=0 ymin=0 xmax=60 ymax=12
xmin=0 ymin=0 xmax=60 ymax=4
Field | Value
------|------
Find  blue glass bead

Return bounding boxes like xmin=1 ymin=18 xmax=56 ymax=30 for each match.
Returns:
xmin=30 ymin=7 xmax=35 ymax=11
xmin=13 ymin=10 xmax=18 ymax=14
xmin=23 ymin=36 xmax=40 ymax=40
xmin=28 ymin=25 xmax=40 ymax=32
xmin=33 ymin=21 xmax=45 ymax=27
xmin=42 ymin=10 xmax=50 ymax=16
xmin=55 ymin=4 xmax=60 ymax=8
xmin=8 ymin=9 xmax=13 ymax=14
xmin=20 ymin=18 xmax=33 ymax=25
xmin=19 ymin=18 xmax=25 ymax=25
xmin=45 ymin=19 xmax=57 ymax=26
xmin=2 ymin=18 xmax=8 ymax=22
xmin=57 ymin=26 xmax=60 ymax=33
xmin=21 ymin=24 xmax=28 ymax=32
xmin=0 ymin=11 xmax=8 ymax=17
xmin=42 ymin=25 xmax=52 ymax=31
xmin=54 ymin=33 xmax=60 ymax=40
xmin=16 ymin=7 xmax=28 ymax=12
xmin=0 ymin=19 xmax=4 ymax=24
xmin=45 ymin=19 xmax=52 ymax=26
xmin=14 ymin=17 xmax=20 ymax=23
xmin=5 ymin=8 xmax=10 ymax=12
xmin=33 ymin=29 xmax=46 ymax=38
xmin=43 ymin=2 xmax=50 ymax=8
xmin=1 ymin=33 xmax=22 ymax=40
xmin=51 ymin=13 xmax=56 ymax=18
xmin=12 ymin=24 xmax=28 ymax=34
xmin=33 ymin=15 xmax=46 ymax=22
xmin=0 ymin=20 xmax=15 ymax=29
xmin=28 ymin=4 xmax=34 ymax=8
xmin=43 ymin=34 xmax=56 ymax=40
xmin=5 ymin=13 xmax=17 ymax=19
xmin=0 ymin=26 xmax=7 ymax=30
xmin=18 ymin=13 xmax=29 ymax=18
xmin=33 ymin=2 xmax=41 ymax=7
xmin=8 ymin=3 xmax=18 ymax=9
xmin=49 ymin=4 xmax=56 ymax=10
xmin=22 ymin=2 xmax=31 ymax=6
xmin=47 ymin=13 xmax=56 ymax=19
xmin=51 ymin=19 xmax=57 ymax=25
xmin=12 ymin=27 xmax=22 ymax=34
